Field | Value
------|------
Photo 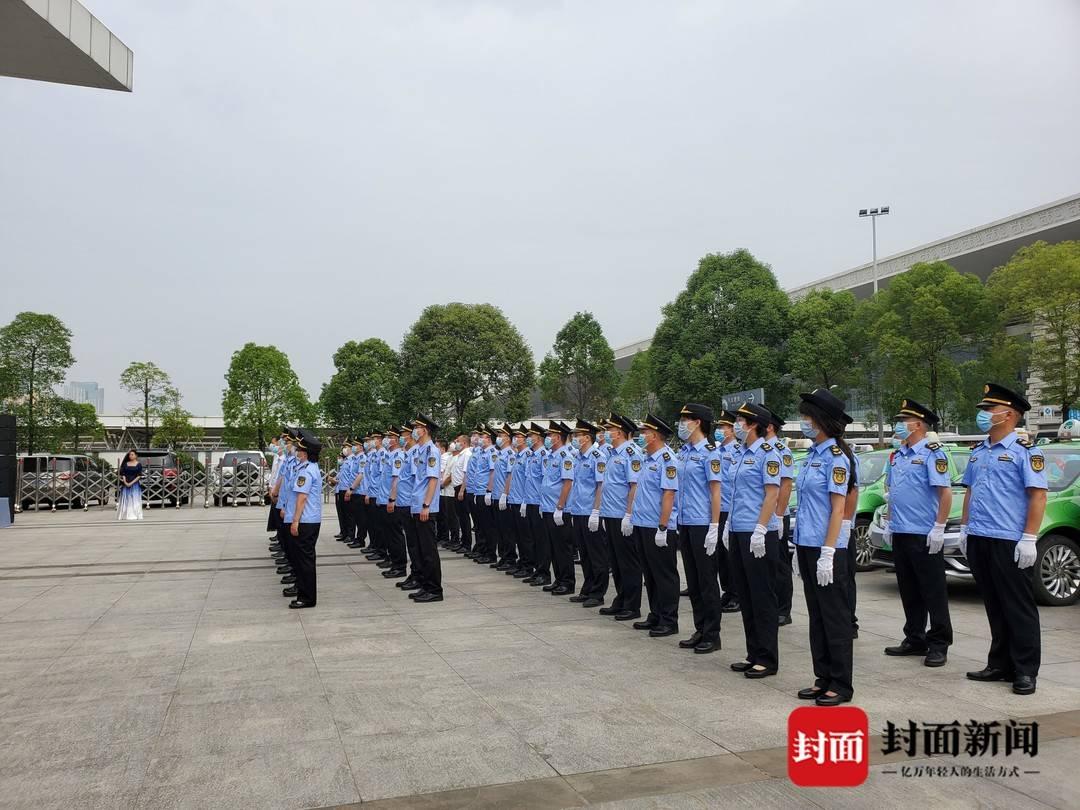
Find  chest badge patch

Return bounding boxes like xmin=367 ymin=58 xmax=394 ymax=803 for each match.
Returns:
xmin=1031 ymin=455 xmax=1044 ymax=472
xmin=297 ymin=476 xmax=307 ymax=487
xmin=766 ymin=460 xmax=780 ymax=476
xmin=597 ymin=462 xmax=606 ymax=473
xmin=710 ymin=460 xmax=721 ymax=473
xmin=428 ymin=456 xmax=436 ymax=467
xmin=563 ymin=460 xmax=573 ymax=470
xmin=832 ymin=467 xmax=847 ymax=485
xmin=935 ymin=458 xmax=948 ymax=474
xmin=631 ymin=460 xmax=641 ymax=472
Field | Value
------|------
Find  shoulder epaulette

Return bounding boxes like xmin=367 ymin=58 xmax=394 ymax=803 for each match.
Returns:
xmin=830 ymin=445 xmax=842 ymax=456
xmin=705 ymin=442 xmax=715 ymax=451
xmin=662 ymin=451 xmax=671 ymax=461
xmin=762 ymin=442 xmax=773 ymax=452
xmin=1017 ymin=437 xmax=1034 ymax=449
xmin=591 ymin=449 xmax=601 ymax=458
xmin=927 ymin=441 xmax=942 ymax=450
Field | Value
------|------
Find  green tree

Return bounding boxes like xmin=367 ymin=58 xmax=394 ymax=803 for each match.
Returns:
xmin=616 ymin=349 xmax=654 ymax=420
xmin=988 ymin=240 xmax=1080 ymax=416
xmin=399 ymin=303 xmax=535 ymax=427
xmin=319 ymin=339 xmax=401 ymax=436
xmin=119 ymin=361 xmax=174 ymax=447
xmin=152 ymin=389 xmax=203 ymax=449
xmin=648 ymin=250 xmax=790 ymax=417
xmin=51 ymin=399 xmax=103 ymax=452
xmin=787 ymin=288 xmax=858 ymax=389
xmin=222 ymin=343 xmax=311 ymax=449
xmin=538 ymin=312 xmax=619 ymax=419
xmin=0 ymin=312 xmax=74 ymax=454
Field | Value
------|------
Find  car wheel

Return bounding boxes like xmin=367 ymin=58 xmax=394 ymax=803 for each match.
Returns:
xmin=1033 ymin=534 xmax=1080 ymax=607
xmin=854 ymin=516 xmax=875 ymax=572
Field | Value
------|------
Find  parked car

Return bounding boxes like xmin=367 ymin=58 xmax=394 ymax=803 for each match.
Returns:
xmin=869 ymin=440 xmax=1080 ymax=606
xmin=213 ymin=451 xmax=269 ymax=506
xmin=17 ymin=454 xmax=110 ymax=511
xmin=133 ymin=449 xmax=189 ymax=507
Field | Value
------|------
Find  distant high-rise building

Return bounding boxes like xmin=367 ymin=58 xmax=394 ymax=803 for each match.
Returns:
xmin=64 ymin=381 xmax=105 ymax=414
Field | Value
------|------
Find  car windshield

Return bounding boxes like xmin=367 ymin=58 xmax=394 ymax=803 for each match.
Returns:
xmin=222 ymin=453 xmax=261 ymax=467
xmin=857 ymin=450 xmax=889 ymax=486
xmin=951 ymin=451 xmax=970 ymax=484
xmin=140 ymin=456 xmax=171 ymax=468
xmin=51 ymin=458 xmax=74 ymax=472
xmin=1043 ymin=447 xmax=1080 ymax=492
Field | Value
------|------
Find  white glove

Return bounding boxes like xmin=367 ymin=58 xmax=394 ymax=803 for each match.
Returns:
xmin=519 ymin=503 xmax=527 ymax=518
xmin=655 ymin=528 xmax=668 ymax=547
xmin=553 ymin=509 xmax=564 ymax=526
xmin=750 ymin=524 xmax=767 ymax=558
xmin=721 ymin=521 xmax=730 ymax=550
xmin=1015 ymin=533 xmax=1038 ymax=569
xmin=484 ymin=492 xmax=492 ymax=507
xmin=882 ymin=519 xmax=892 ymax=546
xmin=927 ymin=522 xmax=946 ymax=555
xmin=588 ymin=510 xmax=600 ymax=533
xmin=816 ymin=546 xmax=835 ymax=587
xmin=704 ymin=523 xmax=719 ymax=556
xmin=498 ymin=494 xmax=507 ymax=511
xmin=958 ymin=524 xmax=968 ymax=556
xmin=620 ymin=513 xmax=633 ymax=536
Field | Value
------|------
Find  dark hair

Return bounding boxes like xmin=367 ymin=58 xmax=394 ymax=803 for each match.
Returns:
xmin=126 ymin=450 xmax=138 ymax=462
xmin=798 ymin=401 xmax=858 ymax=491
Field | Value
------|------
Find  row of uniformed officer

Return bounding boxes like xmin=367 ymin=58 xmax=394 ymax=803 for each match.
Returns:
xmin=267 ymin=427 xmax=323 ymax=609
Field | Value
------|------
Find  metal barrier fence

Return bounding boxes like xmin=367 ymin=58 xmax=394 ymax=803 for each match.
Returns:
xmin=14 ymin=455 xmax=336 ymax=514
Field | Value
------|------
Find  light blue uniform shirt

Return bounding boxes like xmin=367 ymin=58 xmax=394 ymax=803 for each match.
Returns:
xmin=886 ymin=438 xmax=951 ymax=534
xmin=351 ymin=451 xmax=367 ymax=494
xmin=793 ymin=438 xmax=852 ymax=548
xmin=393 ymin=446 xmax=418 ymax=508
xmin=411 ymin=441 xmax=441 ymax=514
xmin=600 ymin=441 xmax=641 ymax=519
xmin=541 ymin=446 xmax=575 ymax=513
xmin=467 ymin=444 xmax=494 ymax=495
xmin=962 ymin=433 xmax=1047 ymax=541
xmin=569 ymin=445 xmax=605 ymax=516
xmin=631 ymin=444 xmax=678 ymax=528
xmin=729 ymin=437 xmax=783 ymax=532
xmin=276 ymin=455 xmax=297 ymax=510
xmin=335 ymin=455 xmax=351 ymax=493
xmin=676 ymin=438 xmax=723 ymax=526
xmin=285 ymin=460 xmax=322 ymax=523
xmin=718 ymin=440 xmax=740 ymax=513
xmin=524 ymin=447 xmax=546 ymax=506
xmin=507 ymin=448 xmax=528 ymax=504
xmin=381 ymin=448 xmax=405 ymax=504
xmin=492 ymin=446 xmax=513 ymax=498
xmin=767 ymin=437 xmax=796 ymax=532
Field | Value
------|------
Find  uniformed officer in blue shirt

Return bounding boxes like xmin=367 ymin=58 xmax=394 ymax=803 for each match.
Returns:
xmin=390 ymin=423 xmax=421 ymax=589
xmin=675 ymin=404 xmax=724 ymax=655
xmin=881 ymin=399 xmax=954 ymax=667
xmin=568 ymin=420 xmax=608 ymax=608
xmin=793 ymin=388 xmax=857 ymax=706
xmin=504 ymin=425 xmax=533 ymax=578
xmin=712 ymin=411 xmax=742 ymax=613
xmin=492 ymin=425 xmax=517 ymax=570
xmin=334 ymin=441 xmax=353 ymax=542
xmin=363 ymin=431 xmax=387 ymax=562
xmin=762 ymin=407 xmax=795 ymax=626
xmin=345 ymin=438 xmax=368 ymax=549
xmin=283 ymin=428 xmax=322 ymax=609
xmin=597 ymin=414 xmax=643 ymax=621
xmin=409 ymin=414 xmax=445 ymax=603
xmin=466 ymin=426 xmax=497 ymax=563
xmin=376 ymin=427 xmax=408 ymax=575
xmin=522 ymin=423 xmax=552 ymax=587
xmin=725 ymin=403 xmax=783 ymax=677
xmin=961 ymin=383 xmax=1047 ymax=695
xmin=268 ymin=429 xmax=292 ymax=573
xmin=630 ymin=413 xmax=680 ymax=637
xmin=271 ymin=428 xmax=300 ymax=581
xmin=541 ymin=421 xmax=577 ymax=594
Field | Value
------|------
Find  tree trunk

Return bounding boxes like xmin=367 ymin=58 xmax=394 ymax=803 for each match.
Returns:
xmin=144 ymin=385 xmax=151 ymax=447
xmin=27 ymin=352 xmax=36 ymax=455
xmin=929 ymin=362 xmax=939 ymax=416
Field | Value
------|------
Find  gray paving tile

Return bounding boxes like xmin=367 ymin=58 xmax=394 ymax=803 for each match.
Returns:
xmin=328 ymin=682 xmax=501 ymax=737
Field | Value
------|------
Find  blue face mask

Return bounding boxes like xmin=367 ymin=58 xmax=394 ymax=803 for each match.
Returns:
xmin=570 ymin=437 xmax=581 ymax=451
xmin=800 ymin=420 xmax=819 ymax=439
xmin=411 ymin=429 xmax=420 ymax=442
xmin=634 ymin=435 xmax=646 ymax=448
xmin=398 ymin=435 xmax=406 ymax=447
xmin=890 ymin=436 xmax=902 ymax=449
xmin=603 ymin=431 xmax=612 ymax=444
xmin=381 ymin=438 xmax=391 ymax=450
xmin=893 ymin=421 xmax=911 ymax=441
xmin=543 ymin=436 xmax=553 ymax=450
xmin=677 ymin=421 xmax=692 ymax=441
xmin=976 ymin=410 xmax=998 ymax=433
xmin=733 ymin=421 xmax=748 ymax=442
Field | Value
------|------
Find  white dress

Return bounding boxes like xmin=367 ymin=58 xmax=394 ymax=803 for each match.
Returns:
xmin=117 ymin=465 xmax=144 ymax=521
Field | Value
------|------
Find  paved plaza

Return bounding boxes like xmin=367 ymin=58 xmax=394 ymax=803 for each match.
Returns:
xmin=1 ymin=507 xmax=1078 ymax=809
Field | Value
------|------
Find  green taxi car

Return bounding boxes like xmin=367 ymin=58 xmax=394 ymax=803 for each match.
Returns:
xmin=869 ymin=441 xmax=1080 ymax=606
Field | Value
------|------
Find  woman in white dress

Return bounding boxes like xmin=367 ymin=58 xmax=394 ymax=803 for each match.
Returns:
xmin=117 ymin=450 xmax=144 ymax=521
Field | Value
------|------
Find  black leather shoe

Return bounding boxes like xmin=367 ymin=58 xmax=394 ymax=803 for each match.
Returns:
xmin=720 ymin=601 xmax=741 ymax=613
xmin=513 ymin=569 xmax=534 ymax=579
xmin=551 ymin=586 xmax=573 ymax=596
xmin=542 ymin=583 xmax=558 ymax=592
xmin=679 ymin=632 xmax=703 ymax=649
xmin=280 ymin=575 xmax=296 ymax=584
xmin=382 ymin=568 xmax=406 ymax=578
xmin=966 ymin=667 xmax=1014 ymax=682
xmin=649 ymin=625 xmax=678 ymax=637
xmin=923 ymin=651 xmax=948 ymax=667
xmin=282 ymin=586 xmax=298 ymax=597
xmin=376 ymin=560 xmax=393 ymax=569
xmin=569 ymin=595 xmax=589 ymax=603
xmin=413 ymin=592 xmax=444 ymax=603
xmin=276 ymin=566 xmax=291 ymax=575
xmin=288 ymin=599 xmax=315 ymax=609
xmin=477 ymin=556 xmax=496 ymax=565
xmin=730 ymin=660 xmax=753 ymax=672
xmin=530 ymin=578 xmax=552 ymax=587
xmin=598 ymin=606 xmax=620 ymax=616
xmin=334 ymin=534 xmax=344 ymax=540
xmin=347 ymin=542 xmax=363 ymax=549
xmin=582 ymin=598 xmax=603 ymax=608
xmin=885 ymin=642 xmax=928 ymax=657
xmin=400 ymin=582 xmax=423 ymax=591
xmin=614 ymin=611 xmax=641 ymax=621
xmin=632 ymin=620 xmax=656 ymax=630
xmin=797 ymin=686 xmax=823 ymax=700
xmin=679 ymin=588 xmax=690 ymax=597
xmin=395 ymin=578 xmax=417 ymax=589
xmin=852 ymin=628 xmax=859 ymax=639
xmin=408 ymin=590 xmax=429 ymax=600
xmin=694 ymin=639 xmax=720 ymax=655
xmin=1013 ymin=675 xmax=1037 ymax=695
xmin=744 ymin=665 xmax=777 ymax=678
xmin=815 ymin=692 xmax=851 ymax=706
xmin=778 ymin=615 xmax=792 ymax=626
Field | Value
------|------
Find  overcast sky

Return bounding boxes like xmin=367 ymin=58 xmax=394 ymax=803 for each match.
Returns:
xmin=3 ymin=0 xmax=1079 ymax=414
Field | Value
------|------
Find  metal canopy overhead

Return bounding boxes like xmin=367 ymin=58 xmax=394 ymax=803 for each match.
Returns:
xmin=0 ymin=0 xmax=132 ymax=91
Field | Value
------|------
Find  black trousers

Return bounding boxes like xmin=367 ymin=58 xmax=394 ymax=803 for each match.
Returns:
xmin=845 ymin=528 xmax=858 ymax=630
xmin=797 ymin=545 xmax=854 ymax=699
xmin=510 ymin=505 xmax=533 ymax=569
xmin=573 ymin=514 xmax=609 ymax=598
xmin=495 ymin=506 xmax=518 ymax=563
xmin=267 ymin=501 xmax=281 ymax=533
xmin=678 ymin=524 xmax=722 ymax=641
xmin=348 ymin=493 xmax=366 ymax=544
xmin=293 ymin=522 xmax=320 ymax=604
xmin=399 ymin=510 xmax=420 ymax=576
xmin=454 ymin=487 xmax=472 ymax=549
xmin=438 ymin=495 xmax=459 ymax=543
xmin=276 ymin=519 xmax=294 ymax=571
xmin=414 ymin=513 xmax=443 ymax=596
xmin=381 ymin=505 xmax=406 ymax=567
xmin=545 ymin=512 xmax=575 ymax=589
xmin=717 ymin=512 xmax=736 ymax=603
xmin=469 ymin=494 xmax=495 ymax=555
xmin=892 ymin=533 xmax=953 ymax=653
xmin=775 ymin=515 xmax=794 ymax=617
xmin=966 ymin=535 xmax=1041 ymax=676
xmin=570 ymin=514 xmax=594 ymax=595
xmin=636 ymin=526 xmax=679 ymax=628
xmin=528 ymin=504 xmax=550 ymax=580
xmin=730 ymin=530 xmax=780 ymax=670
xmin=365 ymin=499 xmax=384 ymax=551
xmin=604 ymin=517 xmax=641 ymax=612
xmin=334 ymin=491 xmax=347 ymax=534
